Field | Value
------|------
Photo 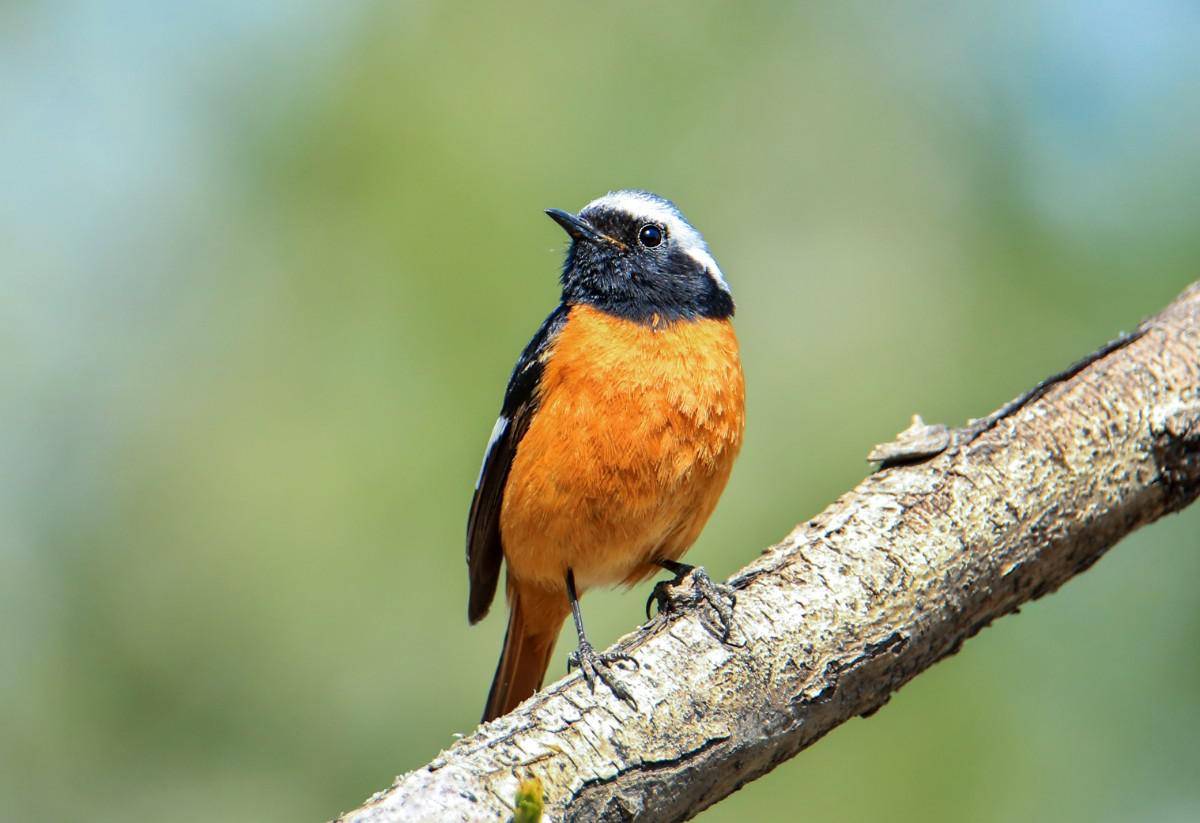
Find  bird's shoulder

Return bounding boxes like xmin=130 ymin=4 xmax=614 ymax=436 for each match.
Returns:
xmin=500 ymin=303 xmax=571 ymax=416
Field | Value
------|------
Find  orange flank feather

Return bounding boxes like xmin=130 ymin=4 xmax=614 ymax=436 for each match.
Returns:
xmin=483 ymin=304 xmax=744 ymax=719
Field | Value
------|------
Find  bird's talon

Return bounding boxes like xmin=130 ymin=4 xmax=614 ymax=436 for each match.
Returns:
xmin=609 ymin=652 xmax=639 ymax=671
xmin=650 ymin=564 xmax=738 ymax=642
xmin=646 ymin=579 xmax=679 ymax=620
xmin=568 ymin=642 xmax=638 ymax=707
xmin=647 ymin=579 xmax=684 ymax=619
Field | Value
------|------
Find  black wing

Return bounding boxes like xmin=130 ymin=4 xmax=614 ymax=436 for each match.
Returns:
xmin=466 ymin=303 xmax=569 ymax=623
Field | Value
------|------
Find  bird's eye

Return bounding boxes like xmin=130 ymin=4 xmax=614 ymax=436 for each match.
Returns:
xmin=638 ymin=224 xmax=663 ymax=247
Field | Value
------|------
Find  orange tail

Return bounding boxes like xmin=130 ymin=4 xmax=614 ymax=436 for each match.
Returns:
xmin=482 ymin=583 xmax=569 ymax=722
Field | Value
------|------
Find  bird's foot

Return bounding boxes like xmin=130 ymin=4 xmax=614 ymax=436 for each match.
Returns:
xmin=647 ymin=564 xmax=738 ymax=643
xmin=568 ymin=640 xmax=638 ymax=709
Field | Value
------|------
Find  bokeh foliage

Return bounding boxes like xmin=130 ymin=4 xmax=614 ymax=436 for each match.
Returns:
xmin=3 ymin=2 xmax=1199 ymax=821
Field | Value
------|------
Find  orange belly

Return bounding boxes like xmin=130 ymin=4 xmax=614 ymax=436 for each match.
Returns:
xmin=499 ymin=304 xmax=745 ymax=593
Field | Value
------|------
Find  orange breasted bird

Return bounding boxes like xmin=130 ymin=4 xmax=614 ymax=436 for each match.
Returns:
xmin=467 ymin=190 xmax=745 ymax=722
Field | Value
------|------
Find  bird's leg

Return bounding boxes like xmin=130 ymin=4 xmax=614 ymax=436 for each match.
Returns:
xmin=646 ymin=559 xmax=738 ymax=642
xmin=564 ymin=569 xmax=638 ymax=708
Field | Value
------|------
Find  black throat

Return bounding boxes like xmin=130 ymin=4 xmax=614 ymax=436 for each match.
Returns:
xmin=560 ymin=242 xmax=734 ymax=325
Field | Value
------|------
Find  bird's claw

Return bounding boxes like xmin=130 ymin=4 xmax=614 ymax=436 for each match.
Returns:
xmin=568 ymin=640 xmax=638 ymax=708
xmin=647 ymin=565 xmax=739 ymax=643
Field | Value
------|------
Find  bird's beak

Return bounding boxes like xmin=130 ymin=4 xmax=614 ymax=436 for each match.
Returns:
xmin=545 ymin=208 xmax=618 ymax=246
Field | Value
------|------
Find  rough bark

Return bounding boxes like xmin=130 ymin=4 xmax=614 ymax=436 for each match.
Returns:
xmin=339 ymin=282 xmax=1200 ymax=823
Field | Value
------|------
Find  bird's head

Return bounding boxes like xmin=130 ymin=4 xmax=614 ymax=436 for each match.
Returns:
xmin=546 ymin=190 xmax=732 ymax=325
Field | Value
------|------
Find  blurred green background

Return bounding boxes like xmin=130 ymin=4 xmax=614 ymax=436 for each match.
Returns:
xmin=4 ymin=2 xmax=1199 ymax=821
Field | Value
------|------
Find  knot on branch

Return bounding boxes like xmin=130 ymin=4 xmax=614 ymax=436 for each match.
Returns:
xmin=867 ymin=415 xmax=951 ymax=468
xmin=1151 ymin=400 xmax=1200 ymax=512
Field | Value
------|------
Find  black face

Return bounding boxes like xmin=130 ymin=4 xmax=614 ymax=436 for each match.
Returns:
xmin=547 ymin=204 xmax=734 ymax=325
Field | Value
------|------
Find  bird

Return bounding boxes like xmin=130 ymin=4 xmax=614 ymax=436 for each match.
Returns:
xmin=467 ymin=189 xmax=745 ymax=722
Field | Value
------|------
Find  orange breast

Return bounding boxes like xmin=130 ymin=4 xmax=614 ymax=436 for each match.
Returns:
xmin=500 ymin=304 xmax=745 ymax=592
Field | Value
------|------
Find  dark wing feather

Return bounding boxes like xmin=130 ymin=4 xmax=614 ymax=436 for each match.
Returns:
xmin=466 ymin=304 xmax=569 ymax=623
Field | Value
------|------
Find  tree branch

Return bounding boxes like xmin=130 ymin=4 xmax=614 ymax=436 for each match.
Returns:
xmin=339 ymin=282 xmax=1200 ymax=823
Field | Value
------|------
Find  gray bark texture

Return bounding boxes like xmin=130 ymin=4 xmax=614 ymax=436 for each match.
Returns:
xmin=339 ymin=282 xmax=1200 ymax=823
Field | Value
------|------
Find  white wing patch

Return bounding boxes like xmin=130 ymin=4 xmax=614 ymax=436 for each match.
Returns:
xmin=582 ymin=190 xmax=729 ymax=294
xmin=475 ymin=416 xmax=509 ymax=489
